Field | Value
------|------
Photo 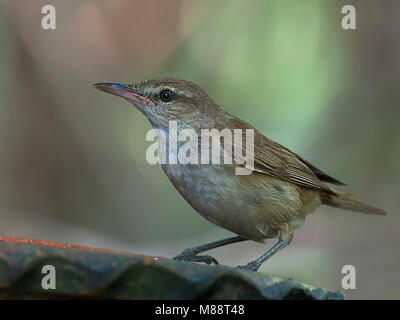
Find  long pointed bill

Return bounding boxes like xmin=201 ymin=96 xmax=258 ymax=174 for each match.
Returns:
xmin=92 ymin=82 xmax=155 ymax=104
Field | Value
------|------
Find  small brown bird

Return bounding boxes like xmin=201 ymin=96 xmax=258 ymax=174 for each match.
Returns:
xmin=93 ymin=78 xmax=386 ymax=271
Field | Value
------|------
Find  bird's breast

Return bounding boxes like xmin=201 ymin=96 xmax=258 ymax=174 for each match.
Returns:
xmin=161 ymin=162 xmax=316 ymax=240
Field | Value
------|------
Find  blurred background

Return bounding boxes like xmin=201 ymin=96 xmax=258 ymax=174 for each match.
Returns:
xmin=0 ymin=0 xmax=398 ymax=299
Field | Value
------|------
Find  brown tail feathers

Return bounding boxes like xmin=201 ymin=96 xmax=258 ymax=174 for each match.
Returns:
xmin=321 ymin=189 xmax=386 ymax=216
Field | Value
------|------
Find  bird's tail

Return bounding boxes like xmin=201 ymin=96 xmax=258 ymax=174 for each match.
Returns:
xmin=321 ymin=189 xmax=386 ymax=216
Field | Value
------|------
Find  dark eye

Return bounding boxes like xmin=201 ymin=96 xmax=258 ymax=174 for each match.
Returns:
xmin=159 ymin=89 xmax=174 ymax=102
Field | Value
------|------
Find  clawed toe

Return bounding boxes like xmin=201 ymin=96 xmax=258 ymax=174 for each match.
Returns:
xmin=173 ymin=249 xmax=219 ymax=265
xmin=193 ymin=255 xmax=219 ymax=265
xmin=174 ymin=254 xmax=219 ymax=265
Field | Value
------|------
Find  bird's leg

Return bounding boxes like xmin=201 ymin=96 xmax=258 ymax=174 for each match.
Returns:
xmin=173 ymin=236 xmax=248 ymax=265
xmin=235 ymin=230 xmax=293 ymax=271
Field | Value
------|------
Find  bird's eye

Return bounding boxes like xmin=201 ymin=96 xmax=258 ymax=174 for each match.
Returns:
xmin=159 ymin=89 xmax=174 ymax=102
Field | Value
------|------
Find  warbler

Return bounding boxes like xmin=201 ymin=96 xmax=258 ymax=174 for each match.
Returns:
xmin=93 ymin=78 xmax=385 ymax=271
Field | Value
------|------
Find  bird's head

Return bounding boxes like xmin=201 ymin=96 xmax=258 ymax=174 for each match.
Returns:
xmin=93 ymin=78 xmax=222 ymax=129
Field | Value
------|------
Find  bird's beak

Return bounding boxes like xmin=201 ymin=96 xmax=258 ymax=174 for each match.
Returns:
xmin=92 ymin=82 xmax=155 ymax=104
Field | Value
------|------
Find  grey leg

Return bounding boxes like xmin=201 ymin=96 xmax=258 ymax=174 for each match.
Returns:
xmin=173 ymin=236 xmax=248 ymax=265
xmin=235 ymin=231 xmax=293 ymax=271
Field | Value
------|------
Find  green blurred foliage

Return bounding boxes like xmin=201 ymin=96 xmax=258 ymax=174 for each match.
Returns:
xmin=0 ymin=0 xmax=398 ymax=299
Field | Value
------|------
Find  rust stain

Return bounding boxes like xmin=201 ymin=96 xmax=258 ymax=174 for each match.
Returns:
xmin=0 ymin=236 xmax=166 ymax=260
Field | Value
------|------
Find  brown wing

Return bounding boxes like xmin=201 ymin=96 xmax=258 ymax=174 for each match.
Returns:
xmin=291 ymin=152 xmax=346 ymax=185
xmin=252 ymin=133 xmax=336 ymax=193
xmin=225 ymin=115 xmax=343 ymax=193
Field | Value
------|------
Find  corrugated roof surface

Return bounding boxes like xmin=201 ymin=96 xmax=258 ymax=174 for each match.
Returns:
xmin=0 ymin=236 xmax=345 ymax=299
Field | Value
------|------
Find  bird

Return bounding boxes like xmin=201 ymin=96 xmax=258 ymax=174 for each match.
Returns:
xmin=93 ymin=78 xmax=386 ymax=271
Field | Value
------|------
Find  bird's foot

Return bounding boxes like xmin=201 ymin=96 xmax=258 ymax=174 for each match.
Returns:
xmin=173 ymin=247 xmax=219 ymax=265
xmin=234 ymin=260 xmax=261 ymax=272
